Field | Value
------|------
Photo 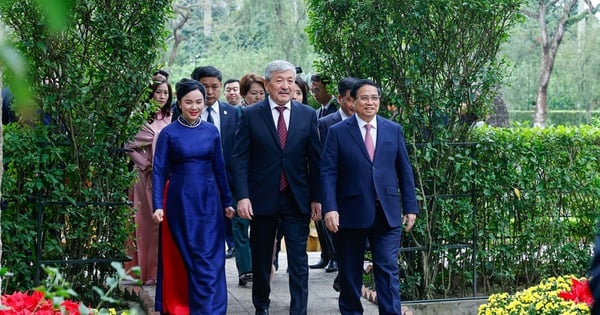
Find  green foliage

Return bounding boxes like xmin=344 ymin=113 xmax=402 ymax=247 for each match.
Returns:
xmin=307 ymin=0 xmax=524 ymax=300
xmin=501 ymin=4 xmax=600 ymax=113
xmin=510 ymin=110 xmax=600 ymax=126
xmin=0 ymin=0 xmax=172 ymax=300
xmin=472 ymin=125 xmax=600 ymax=295
xmin=307 ymin=0 xmax=522 ymax=143
xmin=167 ymin=0 xmax=316 ymax=82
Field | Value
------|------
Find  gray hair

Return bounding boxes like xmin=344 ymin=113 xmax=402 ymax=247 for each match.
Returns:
xmin=264 ymin=60 xmax=296 ymax=81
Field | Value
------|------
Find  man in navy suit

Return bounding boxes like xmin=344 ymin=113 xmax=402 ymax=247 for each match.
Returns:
xmin=315 ymin=77 xmax=358 ymax=284
xmin=191 ymin=66 xmax=239 ymax=260
xmin=233 ymin=60 xmax=322 ymax=315
xmin=321 ymin=79 xmax=418 ymax=315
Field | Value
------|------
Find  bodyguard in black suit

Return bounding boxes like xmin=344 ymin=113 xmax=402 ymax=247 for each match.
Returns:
xmin=191 ymin=66 xmax=238 ymax=259
xmin=311 ymin=73 xmax=338 ymax=119
xmin=233 ymin=60 xmax=322 ymax=315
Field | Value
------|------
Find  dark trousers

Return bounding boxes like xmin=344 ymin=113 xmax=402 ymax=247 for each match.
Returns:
xmin=233 ymin=214 xmax=252 ymax=275
xmin=225 ymin=216 xmax=235 ymax=250
xmin=250 ymin=188 xmax=310 ymax=315
xmin=315 ymin=219 xmax=336 ymax=261
xmin=335 ymin=203 xmax=402 ymax=315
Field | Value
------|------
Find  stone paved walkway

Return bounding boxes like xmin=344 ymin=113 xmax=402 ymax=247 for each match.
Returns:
xmin=123 ymin=251 xmax=415 ymax=314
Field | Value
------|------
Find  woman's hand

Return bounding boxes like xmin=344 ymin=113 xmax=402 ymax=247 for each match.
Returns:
xmin=224 ymin=206 xmax=235 ymax=219
xmin=152 ymin=209 xmax=164 ymax=224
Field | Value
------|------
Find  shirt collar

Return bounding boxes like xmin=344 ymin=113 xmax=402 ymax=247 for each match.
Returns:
xmin=206 ymin=100 xmax=220 ymax=113
xmin=268 ymin=97 xmax=290 ymax=110
xmin=356 ymin=115 xmax=377 ymax=129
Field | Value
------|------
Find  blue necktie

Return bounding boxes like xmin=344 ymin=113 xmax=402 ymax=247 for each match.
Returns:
xmin=206 ymin=106 xmax=214 ymax=124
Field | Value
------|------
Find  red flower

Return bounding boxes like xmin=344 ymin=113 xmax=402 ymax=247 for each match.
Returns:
xmin=0 ymin=291 xmax=82 ymax=314
xmin=558 ymin=278 xmax=594 ymax=306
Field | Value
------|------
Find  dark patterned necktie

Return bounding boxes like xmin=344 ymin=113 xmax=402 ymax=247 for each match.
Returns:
xmin=276 ymin=106 xmax=288 ymax=190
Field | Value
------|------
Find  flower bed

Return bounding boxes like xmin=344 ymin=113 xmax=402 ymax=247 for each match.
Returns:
xmin=477 ymin=275 xmax=593 ymax=314
xmin=0 ymin=290 xmax=130 ymax=315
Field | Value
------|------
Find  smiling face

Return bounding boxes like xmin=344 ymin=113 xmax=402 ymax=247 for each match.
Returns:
xmin=353 ymin=84 xmax=380 ymax=122
xmin=264 ymin=69 xmax=295 ymax=106
xmin=224 ymin=81 xmax=241 ymax=105
xmin=179 ymin=89 xmax=205 ymax=122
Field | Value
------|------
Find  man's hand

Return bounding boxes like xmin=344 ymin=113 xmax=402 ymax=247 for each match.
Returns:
xmin=236 ymin=198 xmax=253 ymax=220
xmin=152 ymin=209 xmax=164 ymax=224
xmin=310 ymin=202 xmax=322 ymax=221
xmin=324 ymin=211 xmax=339 ymax=233
xmin=224 ymin=206 xmax=235 ymax=219
xmin=402 ymin=213 xmax=417 ymax=232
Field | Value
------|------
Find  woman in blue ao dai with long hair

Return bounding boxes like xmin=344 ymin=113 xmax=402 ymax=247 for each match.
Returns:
xmin=151 ymin=78 xmax=235 ymax=315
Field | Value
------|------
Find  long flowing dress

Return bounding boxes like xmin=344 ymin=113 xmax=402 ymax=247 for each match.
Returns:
xmin=152 ymin=118 xmax=233 ymax=315
xmin=125 ymin=112 xmax=171 ymax=283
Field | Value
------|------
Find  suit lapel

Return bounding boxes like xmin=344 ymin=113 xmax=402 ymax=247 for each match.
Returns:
xmin=258 ymin=100 xmax=281 ymax=150
xmin=346 ymin=116 xmax=372 ymax=162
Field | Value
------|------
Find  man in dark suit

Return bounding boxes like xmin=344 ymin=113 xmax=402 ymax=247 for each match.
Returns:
xmin=313 ymin=77 xmax=358 ymax=280
xmin=233 ymin=60 xmax=322 ymax=315
xmin=191 ymin=66 xmax=239 ymax=260
xmin=321 ymin=79 xmax=419 ymax=315
xmin=311 ymin=74 xmax=338 ymax=119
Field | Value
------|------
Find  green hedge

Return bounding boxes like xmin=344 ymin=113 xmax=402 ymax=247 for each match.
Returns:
xmin=471 ymin=125 xmax=600 ymax=292
xmin=509 ymin=110 xmax=600 ymax=126
xmin=397 ymin=125 xmax=600 ymax=301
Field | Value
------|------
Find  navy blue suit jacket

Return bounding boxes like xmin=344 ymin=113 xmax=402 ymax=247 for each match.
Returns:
xmin=318 ymin=111 xmax=342 ymax=146
xmin=321 ymin=115 xmax=418 ymax=229
xmin=216 ymin=101 xmax=239 ymax=182
xmin=232 ymin=99 xmax=322 ymax=216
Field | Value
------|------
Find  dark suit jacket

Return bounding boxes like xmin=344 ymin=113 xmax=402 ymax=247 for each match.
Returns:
xmin=321 ymin=115 xmax=418 ymax=229
xmin=318 ymin=111 xmax=342 ymax=146
xmin=315 ymin=99 xmax=339 ymax=119
xmin=216 ymin=101 xmax=239 ymax=181
xmin=232 ymin=99 xmax=322 ymax=216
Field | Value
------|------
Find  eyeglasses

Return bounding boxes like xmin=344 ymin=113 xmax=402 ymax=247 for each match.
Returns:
xmin=357 ymin=95 xmax=380 ymax=102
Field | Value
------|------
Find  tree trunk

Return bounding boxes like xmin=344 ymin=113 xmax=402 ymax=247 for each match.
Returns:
xmin=168 ymin=5 xmax=191 ymax=66
xmin=534 ymin=0 xmax=588 ymax=128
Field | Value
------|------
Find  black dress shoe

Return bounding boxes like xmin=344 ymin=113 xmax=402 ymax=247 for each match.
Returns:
xmin=238 ymin=272 xmax=253 ymax=285
xmin=225 ymin=247 xmax=236 ymax=259
xmin=255 ymin=309 xmax=269 ymax=315
xmin=333 ymin=274 xmax=340 ymax=292
xmin=309 ymin=258 xmax=329 ymax=269
xmin=325 ymin=260 xmax=338 ymax=273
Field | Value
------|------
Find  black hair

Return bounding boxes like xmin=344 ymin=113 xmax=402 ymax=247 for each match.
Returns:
xmin=310 ymin=73 xmax=331 ymax=85
xmin=153 ymin=69 xmax=169 ymax=79
xmin=190 ymin=66 xmax=223 ymax=82
xmin=175 ymin=78 xmax=207 ymax=109
xmin=147 ymin=79 xmax=173 ymax=123
xmin=294 ymin=76 xmax=309 ymax=105
xmin=350 ymin=79 xmax=381 ymax=98
xmin=337 ymin=77 xmax=358 ymax=96
xmin=224 ymin=78 xmax=240 ymax=86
